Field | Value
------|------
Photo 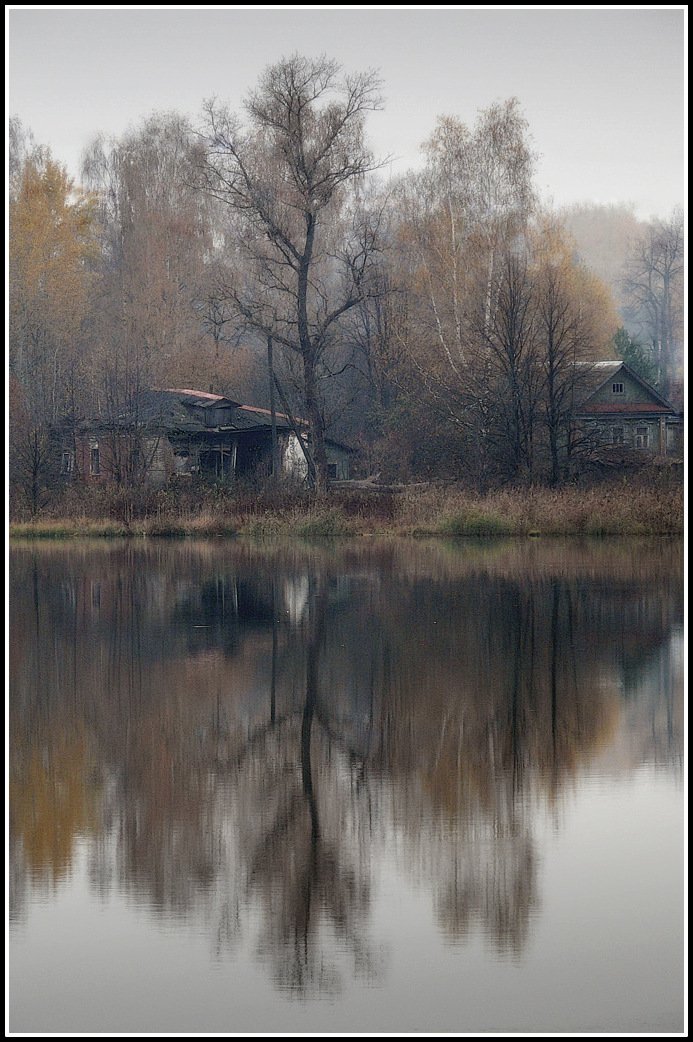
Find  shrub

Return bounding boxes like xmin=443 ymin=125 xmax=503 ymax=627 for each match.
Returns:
xmin=439 ymin=511 xmax=515 ymax=537
xmin=296 ymin=508 xmax=355 ymax=537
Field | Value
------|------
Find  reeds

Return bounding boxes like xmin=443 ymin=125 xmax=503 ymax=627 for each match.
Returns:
xmin=9 ymin=477 xmax=683 ymax=539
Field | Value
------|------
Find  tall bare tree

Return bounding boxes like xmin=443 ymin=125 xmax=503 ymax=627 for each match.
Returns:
xmin=533 ymin=219 xmax=617 ymax=483
xmin=194 ymin=54 xmax=385 ymax=490
xmin=478 ymin=250 xmax=540 ymax=482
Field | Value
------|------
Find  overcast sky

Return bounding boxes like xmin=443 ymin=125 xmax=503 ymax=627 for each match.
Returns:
xmin=7 ymin=6 xmax=686 ymax=220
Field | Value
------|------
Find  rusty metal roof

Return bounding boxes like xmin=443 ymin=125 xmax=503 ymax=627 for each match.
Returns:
xmin=77 ymin=389 xmax=352 ymax=450
xmin=576 ymin=402 xmax=675 ymax=416
xmin=164 ymin=388 xmax=226 ymax=401
xmin=160 ymin=388 xmax=241 ymax=409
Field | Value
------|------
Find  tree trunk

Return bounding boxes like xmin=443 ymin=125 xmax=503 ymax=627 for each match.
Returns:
xmin=303 ymin=350 xmax=329 ymax=492
xmin=267 ymin=336 xmax=279 ymax=480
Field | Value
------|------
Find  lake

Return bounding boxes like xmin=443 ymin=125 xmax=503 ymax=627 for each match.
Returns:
xmin=8 ymin=537 xmax=684 ymax=1033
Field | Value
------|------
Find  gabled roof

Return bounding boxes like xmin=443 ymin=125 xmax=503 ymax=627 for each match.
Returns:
xmin=576 ymin=361 xmax=624 ymax=399
xmin=575 ymin=361 xmax=678 ymax=415
xmin=164 ymin=388 xmax=240 ymax=406
xmin=147 ymin=389 xmax=353 ymax=450
xmin=81 ymin=389 xmax=360 ymax=448
xmin=128 ymin=388 xmax=299 ymax=434
xmin=125 ymin=390 xmax=205 ymax=431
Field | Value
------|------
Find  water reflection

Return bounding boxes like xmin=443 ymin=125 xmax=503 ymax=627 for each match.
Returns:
xmin=9 ymin=538 xmax=683 ymax=995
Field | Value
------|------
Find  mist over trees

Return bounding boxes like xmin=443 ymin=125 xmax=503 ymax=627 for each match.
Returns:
xmin=8 ymin=55 xmax=683 ymax=496
xmin=560 ymin=202 xmax=684 ymax=397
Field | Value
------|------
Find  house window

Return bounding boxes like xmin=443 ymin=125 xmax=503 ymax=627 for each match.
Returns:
xmin=634 ymin=426 xmax=649 ymax=449
xmin=611 ymin=427 xmax=624 ymax=445
xmin=612 ymin=382 xmax=624 ymax=394
xmin=90 ymin=445 xmax=101 ymax=475
xmin=61 ymin=450 xmax=74 ymax=474
xmin=327 ymin=462 xmax=338 ymax=480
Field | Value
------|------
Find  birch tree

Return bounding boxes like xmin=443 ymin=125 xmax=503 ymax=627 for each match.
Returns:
xmin=396 ymin=99 xmax=536 ymax=381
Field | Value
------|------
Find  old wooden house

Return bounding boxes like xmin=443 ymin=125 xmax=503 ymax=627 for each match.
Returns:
xmin=575 ymin=362 xmax=683 ymax=458
xmin=61 ymin=388 xmax=352 ymax=486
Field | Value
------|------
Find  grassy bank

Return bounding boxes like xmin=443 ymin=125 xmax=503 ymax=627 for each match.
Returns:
xmin=9 ymin=477 xmax=684 ymax=540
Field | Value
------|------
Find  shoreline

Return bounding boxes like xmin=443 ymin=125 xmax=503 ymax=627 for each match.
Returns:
xmin=9 ymin=482 xmax=684 ymax=540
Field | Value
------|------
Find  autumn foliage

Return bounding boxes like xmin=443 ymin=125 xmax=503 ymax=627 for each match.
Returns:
xmin=7 ymin=60 xmax=682 ymax=511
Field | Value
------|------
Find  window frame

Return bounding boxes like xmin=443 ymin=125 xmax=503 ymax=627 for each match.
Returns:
xmin=90 ymin=444 xmax=101 ymax=476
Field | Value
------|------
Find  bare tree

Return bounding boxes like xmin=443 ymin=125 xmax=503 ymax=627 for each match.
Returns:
xmin=9 ymin=422 xmax=56 ymax=518
xmin=478 ymin=251 xmax=540 ymax=483
xmin=623 ymin=209 xmax=683 ymax=396
xmin=194 ymin=54 xmax=385 ymax=490
xmin=533 ymin=221 xmax=616 ymax=484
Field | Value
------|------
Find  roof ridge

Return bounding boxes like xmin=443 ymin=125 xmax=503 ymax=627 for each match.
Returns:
xmin=161 ymin=387 xmax=226 ymax=401
xmin=239 ymin=404 xmax=308 ymax=425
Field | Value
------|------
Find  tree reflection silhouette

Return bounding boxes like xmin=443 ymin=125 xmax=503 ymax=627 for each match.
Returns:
xmin=8 ymin=540 xmax=684 ymax=990
xmin=229 ymin=578 xmax=381 ymax=996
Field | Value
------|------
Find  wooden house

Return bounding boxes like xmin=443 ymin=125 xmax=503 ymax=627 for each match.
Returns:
xmin=575 ymin=362 xmax=683 ymax=458
xmin=60 ymin=388 xmax=352 ymax=487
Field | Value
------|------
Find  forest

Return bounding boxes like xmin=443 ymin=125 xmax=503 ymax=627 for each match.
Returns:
xmin=8 ymin=54 xmax=684 ymax=513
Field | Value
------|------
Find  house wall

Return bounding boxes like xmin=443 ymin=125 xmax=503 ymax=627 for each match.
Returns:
xmin=281 ymin=433 xmax=351 ymax=481
xmin=72 ymin=433 xmax=113 ymax=483
xmin=666 ymin=420 xmax=684 ymax=456
xmin=326 ymin=445 xmax=350 ymax=481
xmin=579 ymin=369 xmax=683 ymax=458
xmin=64 ymin=427 xmax=351 ymax=487
xmin=583 ymin=415 xmax=683 ymax=456
xmin=67 ymin=432 xmax=174 ymax=485
xmin=282 ymin=433 xmax=309 ymax=480
xmin=592 ymin=418 xmax=660 ymax=451
xmin=144 ymin=436 xmax=175 ymax=487
xmin=588 ymin=370 xmax=656 ymax=406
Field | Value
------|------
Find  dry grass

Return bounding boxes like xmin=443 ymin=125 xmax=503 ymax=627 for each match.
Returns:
xmin=9 ymin=477 xmax=683 ymax=540
xmin=9 ymin=519 xmax=131 ymax=539
xmin=396 ymin=482 xmax=683 ymax=537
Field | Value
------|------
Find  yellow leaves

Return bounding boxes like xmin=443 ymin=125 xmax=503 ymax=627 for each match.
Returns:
xmin=530 ymin=214 xmax=620 ymax=359
xmin=10 ymin=153 xmax=100 ymax=383
xmin=9 ymin=725 xmax=99 ymax=883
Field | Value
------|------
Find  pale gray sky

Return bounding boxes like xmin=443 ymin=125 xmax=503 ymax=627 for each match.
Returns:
xmin=7 ymin=6 xmax=686 ymax=219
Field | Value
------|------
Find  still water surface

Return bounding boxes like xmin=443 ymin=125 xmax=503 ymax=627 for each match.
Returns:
xmin=9 ymin=538 xmax=684 ymax=1033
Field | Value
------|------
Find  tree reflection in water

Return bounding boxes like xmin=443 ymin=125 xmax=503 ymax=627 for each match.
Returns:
xmin=226 ymin=578 xmax=381 ymax=995
xmin=9 ymin=539 xmax=684 ymax=993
